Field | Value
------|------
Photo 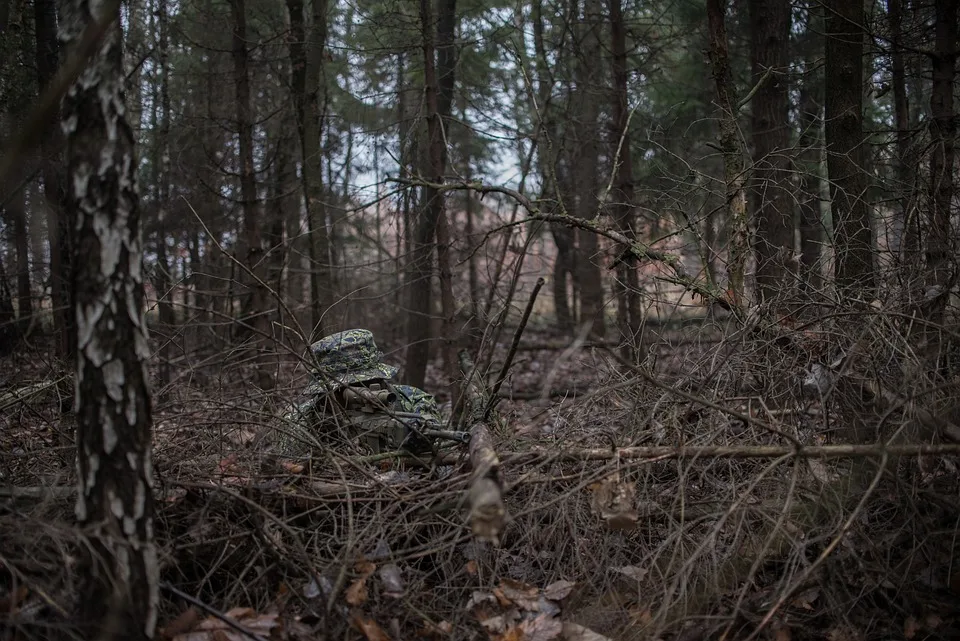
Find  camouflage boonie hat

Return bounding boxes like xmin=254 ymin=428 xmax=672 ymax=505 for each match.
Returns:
xmin=310 ymin=329 xmax=399 ymax=385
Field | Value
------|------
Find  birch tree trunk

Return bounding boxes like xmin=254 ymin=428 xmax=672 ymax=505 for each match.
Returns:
xmin=59 ymin=0 xmax=158 ymax=636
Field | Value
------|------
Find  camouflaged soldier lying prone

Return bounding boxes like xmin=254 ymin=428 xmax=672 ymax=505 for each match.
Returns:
xmin=281 ymin=329 xmax=469 ymax=456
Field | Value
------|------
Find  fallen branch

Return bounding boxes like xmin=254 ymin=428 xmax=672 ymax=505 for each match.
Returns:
xmin=460 ymin=351 xmax=508 ymax=544
xmin=431 ymin=442 xmax=960 ymax=466
xmin=552 ymin=443 xmax=960 ymax=461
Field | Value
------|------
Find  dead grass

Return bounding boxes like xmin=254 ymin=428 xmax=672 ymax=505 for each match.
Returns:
xmin=2 ymin=315 xmax=960 ymax=641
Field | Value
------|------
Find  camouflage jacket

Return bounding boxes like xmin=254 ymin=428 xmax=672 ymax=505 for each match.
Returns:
xmin=279 ymin=382 xmax=445 ymax=456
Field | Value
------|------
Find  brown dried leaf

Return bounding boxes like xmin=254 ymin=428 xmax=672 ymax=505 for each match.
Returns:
xmin=543 ymin=580 xmax=576 ymax=602
xmin=589 ymin=475 xmax=638 ymax=530
xmin=790 ymin=587 xmax=819 ymax=611
xmin=773 ymin=626 xmax=792 ymax=641
xmin=465 ymin=560 xmax=478 ymax=575
xmin=160 ymin=607 xmax=202 ymax=639
xmin=346 ymin=577 xmax=370 ymax=606
xmin=493 ymin=625 xmax=525 ymax=641
xmin=356 ymin=560 xmax=377 ymax=576
xmin=465 ymin=591 xmax=497 ymax=611
xmin=481 ymin=614 xmax=510 ymax=634
xmin=561 ymin=622 xmax=614 ymax=641
xmin=614 ymin=566 xmax=647 ymax=582
xmin=519 ymin=614 xmax=563 ymax=641
xmin=176 ymin=609 xmax=280 ymax=641
xmin=350 ymin=611 xmax=392 ymax=641
xmin=379 ymin=563 xmax=405 ymax=598
xmin=499 ymin=578 xmax=542 ymax=611
xmin=281 ymin=461 xmax=304 ymax=474
xmin=904 ymin=617 xmax=920 ymax=639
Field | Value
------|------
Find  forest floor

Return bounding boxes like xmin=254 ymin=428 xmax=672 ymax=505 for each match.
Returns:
xmin=2 ymin=319 xmax=960 ymax=641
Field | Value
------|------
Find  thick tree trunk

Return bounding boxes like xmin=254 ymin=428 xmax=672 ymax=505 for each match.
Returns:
xmin=35 ymin=0 xmax=72 ymax=361
xmin=608 ymin=0 xmax=641 ymax=351
xmin=153 ymin=0 xmax=175 ymax=391
xmin=926 ymin=0 xmax=956 ymax=298
xmin=889 ymin=0 xmax=917 ymax=261
xmin=706 ymin=0 xmax=749 ymax=304
xmin=435 ymin=0 xmax=458 ymax=402
xmin=825 ymin=0 xmax=874 ymax=295
xmin=532 ymin=0 xmax=575 ymax=332
xmin=302 ymin=0 xmax=333 ymax=337
xmin=748 ymin=0 xmax=795 ymax=304
xmin=796 ymin=4 xmax=823 ymax=293
xmin=229 ymin=0 xmax=273 ymax=386
xmin=404 ymin=0 xmax=457 ymax=389
xmin=60 ymin=1 xmax=158 ymax=637
xmin=573 ymin=0 xmax=605 ymax=338
xmin=7 ymin=177 xmax=32 ymax=323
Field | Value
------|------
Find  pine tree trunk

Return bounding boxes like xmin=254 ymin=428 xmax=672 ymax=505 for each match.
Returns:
xmin=303 ymin=0 xmax=333 ymax=337
xmin=60 ymin=2 xmax=158 ymax=637
xmin=404 ymin=0 xmax=457 ymax=388
xmin=926 ymin=0 xmax=956 ymax=299
xmin=796 ymin=4 xmax=823 ymax=293
xmin=825 ymin=0 xmax=874 ymax=294
xmin=532 ymin=0 xmax=574 ymax=332
xmin=749 ymin=0 xmax=795 ymax=304
xmin=889 ymin=0 xmax=917 ymax=261
xmin=608 ymin=0 xmax=641 ymax=351
xmin=153 ymin=0 xmax=175 ymax=391
xmin=8 ymin=177 xmax=32 ymax=324
xmin=573 ymin=0 xmax=605 ymax=338
xmin=706 ymin=0 xmax=748 ymax=304
xmin=229 ymin=0 xmax=273 ymax=386
xmin=34 ymin=0 xmax=73 ymax=362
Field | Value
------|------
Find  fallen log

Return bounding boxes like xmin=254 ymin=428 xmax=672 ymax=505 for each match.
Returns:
xmin=460 ymin=350 xmax=508 ymax=544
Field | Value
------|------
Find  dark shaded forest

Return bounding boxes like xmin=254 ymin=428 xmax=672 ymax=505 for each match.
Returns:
xmin=1 ymin=0 xmax=960 ymax=639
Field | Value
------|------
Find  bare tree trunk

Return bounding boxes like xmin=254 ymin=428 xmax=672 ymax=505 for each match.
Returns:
xmin=825 ymin=0 xmax=874 ymax=295
xmin=230 ymin=0 xmax=273 ymax=387
xmin=926 ymin=0 xmax=956 ymax=302
xmin=35 ymin=0 xmax=72 ymax=362
xmin=889 ymin=0 xmax=917 ymax=261
xmin=796 ymin=3 xmax=823 ymax=293
xmin=573 ymin=0 xmax=605 ymax=338
xmin=61 ymin=1 xmax=158 ymax=637
xmin=607 ymin=0 xmax=641 ymax=351
xmin=706 ymin=0 xmax=749 ymax=304
xmin=7 ymin=176 xmax=32 ymax=324
xmin=531 ymin=0 xmax=574 ymax=333
xmin=153 ymin=0 xmax=175 ymax=391
xmin=303 ymin=0 xmax=333 ymax=337
xmin=404 ymin=0 xmax=457 ymax=389
xmin=749 ymin=0 xmax=796 ymax=305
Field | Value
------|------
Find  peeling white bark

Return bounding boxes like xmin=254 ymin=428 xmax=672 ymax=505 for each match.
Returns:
xmin=62 ymin=0 xmax=159 ymax=637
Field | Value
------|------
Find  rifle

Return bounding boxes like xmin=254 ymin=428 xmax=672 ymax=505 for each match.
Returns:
xmin=335 ymin=385 xmax=471 ymax=450
xmin=341 ymin=386 xmax=396 ymax=409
